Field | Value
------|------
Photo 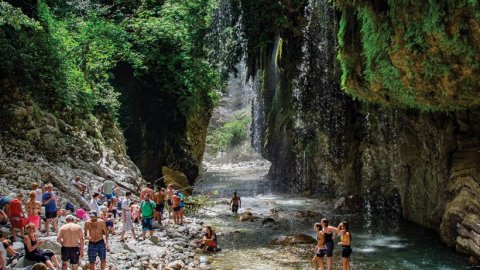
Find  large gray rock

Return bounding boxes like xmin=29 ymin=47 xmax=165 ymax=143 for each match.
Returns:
xmin=269 ymin=234 xmax=316 ymax=246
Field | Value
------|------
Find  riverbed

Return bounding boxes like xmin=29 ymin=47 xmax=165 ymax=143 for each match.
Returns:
xmin=193 ymin=167 xmax=472 ymax=270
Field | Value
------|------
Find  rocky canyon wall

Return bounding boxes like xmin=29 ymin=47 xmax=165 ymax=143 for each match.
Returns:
xmin=238 ymin=0 xmax=480 ymax=260
xmin=0 ymin=82 xmax=144 ymax=208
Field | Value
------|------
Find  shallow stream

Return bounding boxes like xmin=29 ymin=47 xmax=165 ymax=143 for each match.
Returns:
xmin=193 ymin=167 xmax=472 ymax=270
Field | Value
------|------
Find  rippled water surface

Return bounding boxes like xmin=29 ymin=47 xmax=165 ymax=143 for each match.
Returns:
xmin=193 ymin=168 xmax=472 ymax=270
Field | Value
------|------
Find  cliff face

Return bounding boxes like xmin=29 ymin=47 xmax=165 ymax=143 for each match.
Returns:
xmin=0 ymin=0 xmax=218 ymax=186
xmin=0 ymin=82 xmax=143 ymax=207
xmin=112 ymin=63 xmax=211 ymax=184
xmin=239 ymin=0 xmax=480 ymax=260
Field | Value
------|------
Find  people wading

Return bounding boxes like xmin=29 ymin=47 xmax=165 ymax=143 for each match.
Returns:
xmin=229 ymin=191 xmax=241 ymax=214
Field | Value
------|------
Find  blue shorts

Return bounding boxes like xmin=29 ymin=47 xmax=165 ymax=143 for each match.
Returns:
xmin=142 ymin=217 xmax=153 ymax=231
xmin=103 ymin=193 xmax=114 ymax=200
xmin=88 ymin=240 xmax=106 ymax=263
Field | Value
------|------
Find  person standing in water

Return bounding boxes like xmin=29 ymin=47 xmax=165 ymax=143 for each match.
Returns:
xmin=229 ymin=191 xmax=241 ymax=214
xmin=312 ymin=222 xmax=326 ymax=270
xmin=321 ymin=218 xmax=337 ymax=270
xmin=337 ymin=221 xmax=352 ymax=270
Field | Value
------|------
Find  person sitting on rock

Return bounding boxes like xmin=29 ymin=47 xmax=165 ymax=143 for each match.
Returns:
xmin=107 ymin=201 xmax=117 ymax=219
xmin=0 ymin=234 xmax=6 ymax=270
xmin=0 ymin=193 xmax=12 ymax=218
xmin=0 ymin=233 xmax=21 ymax=264
xmin=230 ymin=191 xmax=241 ymax=214
xmin=0 ymin=210 xmax=8 ymax=226
xmin=89 ymin=193 xmax=100 ymax=216
xmin=99 ymin=205 xmax=115 ymax=236
xmin=71 ymin=176 xmax=89 ymax=196
xmin=24 ymin=223 xmax=60 ymax=270
xmin=201 ymin=226 xmax=219 ymax=252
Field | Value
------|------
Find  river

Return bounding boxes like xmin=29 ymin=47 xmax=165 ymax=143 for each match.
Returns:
xmin=192 ymin=166 xmax=472 ymax=270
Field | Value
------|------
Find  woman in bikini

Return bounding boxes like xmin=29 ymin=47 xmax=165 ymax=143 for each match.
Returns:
xmin=312 ymin=222 xmax=326 ymax=270
xmin=26 ymin=191 xmax=41 ymax=230
xmin=337 ymin=221 xmax=352 ymax=270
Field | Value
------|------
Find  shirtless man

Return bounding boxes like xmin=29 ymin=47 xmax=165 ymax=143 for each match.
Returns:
xmin=171 ymin=192 xmax=181 ymax=225
xmin=229 ymin=191 xmax=241 ymax=214
xmin=153 ymin=187 xmax=165 ymax=224
xmin=166 ymin=184 xmax=174 ymax=219
xmin=84 ymin=211 xmax=108 ymax=270
xmin=312 ymin=222 xmax=327 ymax=270
xmin=57 ymin=215 xmax=84 ymax=270
xmin=139 ymin=184 xmax=154 ymax=200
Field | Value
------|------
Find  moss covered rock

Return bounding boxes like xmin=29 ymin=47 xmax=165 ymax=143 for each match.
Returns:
xmin=336 ymin=0 xmax=480 ymax=110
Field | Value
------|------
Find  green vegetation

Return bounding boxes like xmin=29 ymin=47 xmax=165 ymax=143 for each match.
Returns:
xmin=335 ymin=0 xmax=480 ymax=111
xmin=0 ymin=0 xmax=225 ymax=118
xmin=207 ymin=114 xmax=251 ymax=152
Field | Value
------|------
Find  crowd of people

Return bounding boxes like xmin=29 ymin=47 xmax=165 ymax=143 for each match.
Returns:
xmin=0 ymin=177 xmax=352 ymax=270
xmin=0 ymin=176 xmax=213 ymax=270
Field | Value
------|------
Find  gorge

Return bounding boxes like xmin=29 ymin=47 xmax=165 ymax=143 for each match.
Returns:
xmin=0 ymin=0 xmax=479 ymax=266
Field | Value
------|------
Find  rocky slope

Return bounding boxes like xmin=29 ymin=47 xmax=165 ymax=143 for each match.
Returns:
xmin=236 ymin=0 xmax=480 ymax=262
xmin=0 ymin=83 xmax=143 ymax=206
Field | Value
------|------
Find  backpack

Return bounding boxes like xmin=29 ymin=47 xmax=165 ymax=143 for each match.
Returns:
xmin=9 ymin=199 xmax=22 ymax=217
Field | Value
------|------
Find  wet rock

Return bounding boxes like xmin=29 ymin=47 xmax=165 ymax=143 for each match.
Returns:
xmin=334 ymin=195 xmax=364 ymax=214
xmin=295 ymin=210 xmax=322 ymax=218
xmin=270 ymin=234 xmax=316 ymax=246
xmin=238 ymin=211 xmax=256 ymax=222
xmin=150 ymin=235 xmax=161 ymax=244
xmin=261 ymin=217 xmax=276 ymax=225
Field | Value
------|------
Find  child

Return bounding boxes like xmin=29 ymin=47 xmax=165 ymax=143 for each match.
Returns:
xmin=130 ymin=202 xmax=140 ymax=224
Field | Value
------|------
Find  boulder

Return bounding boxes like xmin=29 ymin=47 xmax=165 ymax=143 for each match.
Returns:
xmin=295 ymin=210 xmax=322 ymax=218
xmin=238 ymin=211 xmax=255 ymax=222
xmin=162 ymin=167 xmax=192 ymax=195
xmin=334 ymin=195 xmax=364 ymax=214
xmin=270 ymin=234 xmax=316 ymax=246
xmin=261 ymin=217 xmax=276 ymax=225
xmin=167 ymin=260 xmax=185 ymax=270
xmin=42 ymin=237 xmax=62 ymax=254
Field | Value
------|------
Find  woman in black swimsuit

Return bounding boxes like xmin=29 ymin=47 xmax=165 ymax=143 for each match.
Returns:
xmin=337 ymin=221 xmax=352 ymax=270
xmin=23 ymin=223 xmax=59 ymax=270
xmin=321 ymin=218 xmax=337 ymax=270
